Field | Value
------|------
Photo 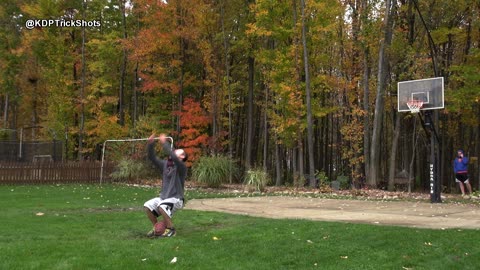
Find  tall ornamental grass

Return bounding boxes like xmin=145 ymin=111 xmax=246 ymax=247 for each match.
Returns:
xmin=192 ymin=156 xmax=239 ymax=187
xmin=244 ymin=168 xmax=270 ymax=192
xmin=110 ymin=158 xmax=155 ymax=181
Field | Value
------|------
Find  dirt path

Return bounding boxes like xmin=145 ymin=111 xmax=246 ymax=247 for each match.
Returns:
xmin=186 ymin=196 xmax=480 ymax=229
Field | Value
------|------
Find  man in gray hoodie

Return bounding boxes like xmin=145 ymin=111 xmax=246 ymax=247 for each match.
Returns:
xmin=144 ymin=133 xmax=188 ymax=237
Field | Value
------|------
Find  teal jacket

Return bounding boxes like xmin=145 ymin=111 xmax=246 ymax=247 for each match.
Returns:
xmin=453 ymin=150 xmax=469 ymax=174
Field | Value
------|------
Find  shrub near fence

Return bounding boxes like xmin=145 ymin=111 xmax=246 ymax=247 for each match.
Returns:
xmin=0 ymin=161 xmax=115 ymax=185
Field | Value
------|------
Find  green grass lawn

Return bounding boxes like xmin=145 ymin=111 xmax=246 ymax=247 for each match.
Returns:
xmin=1 ymin=184 xmax=479 ymax=270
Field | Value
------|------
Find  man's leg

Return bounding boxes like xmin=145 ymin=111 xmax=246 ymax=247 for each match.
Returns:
xmin=458 ymin=182 xmax=466 ymax=195
xmin=158 ymin=206 xmax=174 ymax=229
xmin=466 ymin=182 xmax=473 ymax=195
xmin=156 ymin=199 xmax=182 ymax=237
xmin=145 ymin=207 xmax=158 ymax=226
xmin=144 ymin=198 xmax=161 ymax=237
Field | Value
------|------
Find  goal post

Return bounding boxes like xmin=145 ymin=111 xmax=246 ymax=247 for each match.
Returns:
xmin=100 ymin=137 xmax=173 ymax=184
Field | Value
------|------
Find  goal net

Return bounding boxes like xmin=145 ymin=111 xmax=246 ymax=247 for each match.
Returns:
xmin=100 ymin=138 xmax=171 ymax=183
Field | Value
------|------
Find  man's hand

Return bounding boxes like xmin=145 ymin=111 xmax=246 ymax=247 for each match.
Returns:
xmin=158 ymin=133 xmax=167 ymax=144
xmin=148 ymin=133 xmax=156 ymax=144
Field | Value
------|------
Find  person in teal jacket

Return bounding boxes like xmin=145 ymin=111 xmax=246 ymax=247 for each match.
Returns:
xmin=453 ymin=150 xmax=472 ymax=197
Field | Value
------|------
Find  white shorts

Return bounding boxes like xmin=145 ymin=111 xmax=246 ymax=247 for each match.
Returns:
xmin=144 ymin=197 xmax=184 ymax=218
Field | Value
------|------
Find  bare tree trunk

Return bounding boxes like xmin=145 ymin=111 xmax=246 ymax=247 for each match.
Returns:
xmin=12 ymin=85 xmax=18 ymax=130
xmin=388 ymin=114 xmax=401 ymax=191
xmin=2 ymin=93 xmax=8 ymax=128
xmin=263 ymin=86 xmax=269 ymax=172
xmin=176 ymin=0 xmax=185 ymax=135
xmin=363 ymin=48 xmax=370 ymax=186
xmin=133 ymin=62 xmax=138 ymax=128
xmin=245 ymin=56 xmax=254 ymax=169
xmin=78 ymin=0 xmax=87 ymax=160
xmin=177 ymin=64 xmax=184 ymax=134
xmin=368 ymin=0 xmax=396 ymax=186
xmin=31 ymin=79 xmax=38 ymax=139
xmin=221 ymin=0 xmax=233 ymax=182
xmin=70 ymin=31 xmax=77 ymax=159
xmin=477 ymin=108 xmax=480 ymax=191
xmin=300 ymin=0 xmax=315 ymax=187
xmin=132 ymin=15 xmax=141 ymax=128
xmin=275 ymin=137 xmax=282 ymax=186
xmin=292 ymin=147 xmax=298 ymax=186
xmin=292 ymin=0 xmax=303 ymax=187
xmin=298 ymin=138 xmax=305 ymax=186
xmin=118 ymin=0 xmax=128 ymax=126
xmin=212 ymin=88 xmax=218 ymax=149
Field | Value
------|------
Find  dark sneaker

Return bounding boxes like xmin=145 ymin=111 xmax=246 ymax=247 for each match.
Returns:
xmin=161 ymin=228 xmax=176 ymax=237
xmin=146 ymin=228 xmax=155 ymax=238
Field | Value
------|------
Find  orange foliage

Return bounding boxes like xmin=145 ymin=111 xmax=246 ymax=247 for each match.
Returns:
xmin=177 ymin=98 xmax=210 ymax=165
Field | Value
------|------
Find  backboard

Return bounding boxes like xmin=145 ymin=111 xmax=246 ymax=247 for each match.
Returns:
xmin=397 ymin=77 xmax=444 ymax=112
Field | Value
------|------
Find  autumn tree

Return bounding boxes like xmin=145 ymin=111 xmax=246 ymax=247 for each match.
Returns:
xmin=0 ymin=0 xmax=479 ymax=190
xmin=177 ymin=97 xmax=209 ymax=165
xmin=368 ymin=0 xmax=397 ymax=187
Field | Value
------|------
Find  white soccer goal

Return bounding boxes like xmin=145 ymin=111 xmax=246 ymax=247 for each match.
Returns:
xmin=100 ymin=137 xmax=173 ymax=184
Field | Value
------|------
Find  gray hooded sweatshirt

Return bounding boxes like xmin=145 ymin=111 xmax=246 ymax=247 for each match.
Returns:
xmin=147 ymin=142 xmax=187 ymax=200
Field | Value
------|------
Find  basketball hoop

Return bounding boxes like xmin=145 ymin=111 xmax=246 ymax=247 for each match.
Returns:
xmin=406 ymin=99 xmax=424 ymax=113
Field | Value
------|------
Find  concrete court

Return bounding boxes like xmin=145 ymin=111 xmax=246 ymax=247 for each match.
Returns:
xmin=186 ymin=196 xmax=480 ymax=229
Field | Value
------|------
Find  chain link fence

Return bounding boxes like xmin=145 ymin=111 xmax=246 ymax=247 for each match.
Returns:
xmin=0 ymin=140 xmax=63 ymax=162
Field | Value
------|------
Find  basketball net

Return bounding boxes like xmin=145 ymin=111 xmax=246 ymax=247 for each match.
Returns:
xmin=406 ymin=99 xmax=424 ymax=113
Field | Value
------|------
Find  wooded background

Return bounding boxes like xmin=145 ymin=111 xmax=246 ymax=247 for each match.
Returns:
xmin=1 ymin=0 xmax=479 ymax=191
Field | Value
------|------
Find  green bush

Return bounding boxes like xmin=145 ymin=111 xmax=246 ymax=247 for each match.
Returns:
xmin=110 ymin=158 xmax=155 ymax=181
xmin=315 ymin=170 xmax=329 ymax=187
xmin=192 ymin=156 xmax=238 ymax=188
xmin=0 ymin=129 xmax=13 ymax=140
xmin=244 ymin=169 xmax=270 ymax=192
xmin=337 ymin=175 xmax=350 ymax=190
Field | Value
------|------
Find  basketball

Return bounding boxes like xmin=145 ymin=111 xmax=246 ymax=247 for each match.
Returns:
xmin=154 ymin=221 xmax=166 ymax=236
